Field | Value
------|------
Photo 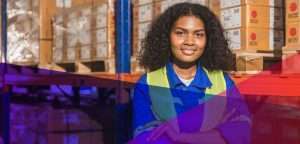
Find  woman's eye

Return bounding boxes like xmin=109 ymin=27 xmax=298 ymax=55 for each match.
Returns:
xmin=175 ymin=31 xmax=184 ymax=36
xmin=195 ymin=32 xmax=205 ymax=38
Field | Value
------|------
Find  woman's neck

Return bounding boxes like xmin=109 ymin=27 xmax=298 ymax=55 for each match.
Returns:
xmin=172 ymin=61 xmax=197 ymax=80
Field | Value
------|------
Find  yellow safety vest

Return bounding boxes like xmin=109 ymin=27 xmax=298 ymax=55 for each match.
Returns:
xmin=147 ymin=66 xmax=227 ymax=131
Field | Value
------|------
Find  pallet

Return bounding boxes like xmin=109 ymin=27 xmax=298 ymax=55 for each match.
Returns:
xmin=51 ymin=62 xmax=76 ymax=72
xmin=50 ymin=57 xmax=115 ymax=74
xmin=233 ymin=49 xmax=282 ymax=57
xmin=282 ymin=46 xmax=300 ymax=51
xmin=76 ymin=59 xmax=115 ymax=74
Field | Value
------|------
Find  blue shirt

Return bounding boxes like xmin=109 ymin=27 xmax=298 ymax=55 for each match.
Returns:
xmin=132 ymin=62 xmax=251 ymax=144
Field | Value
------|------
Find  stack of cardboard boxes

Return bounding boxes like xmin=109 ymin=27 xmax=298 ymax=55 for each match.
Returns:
xmin=219 ymin=0 xmax=284 ymax=73
xmin=7 ymin=0 xmax=40 ymax=65
xmin=220 ymin=0 xmax=284 ymax=51
xmin=52 ymin=0 xmax=116 ymax=73
xmin=285 ymin=0 xmax=300 ymax=49
xmin=282 ymin=0 xmax=300 ymax=74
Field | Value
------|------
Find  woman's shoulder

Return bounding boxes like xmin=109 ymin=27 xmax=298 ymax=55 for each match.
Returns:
xmin=133 ymin=73 xmax=148 ymax=91
xmin=137 ymin=67 xmax=166 ymax=83
xmin=136 ymin=73 xmax=147 ymax=84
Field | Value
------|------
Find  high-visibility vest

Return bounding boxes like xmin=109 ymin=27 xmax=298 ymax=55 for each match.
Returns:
xmin=147 ymin=66 xmax=227 ymax=131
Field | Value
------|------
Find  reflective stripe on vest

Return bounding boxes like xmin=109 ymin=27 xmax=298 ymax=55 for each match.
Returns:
xmin=147 ymin=66 xmax=227 ymax=131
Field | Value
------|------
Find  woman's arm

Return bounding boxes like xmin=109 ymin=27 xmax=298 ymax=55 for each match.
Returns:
xmin=132 ymin=75 xmax=160 ymax=137
xmin=148 ymin=73 xmax=251 ymax=144
xmin=177 ymin=129 xmax=227 ymax=144
xmin=147 ymin=120 xmax=227 ymax=144
xmin=216 ymin=74 xmax=252 ymax=144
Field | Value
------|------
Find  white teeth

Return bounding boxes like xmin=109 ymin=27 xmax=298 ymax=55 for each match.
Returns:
xmin=181 ymin=49 xmax=195 ymax=55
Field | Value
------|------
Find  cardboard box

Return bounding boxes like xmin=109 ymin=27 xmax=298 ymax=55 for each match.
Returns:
xmin=138 ymin=3 xmax=154 ymax=22
xmin=95 ymin=43 xmax=108 ymax=58
xmin=225 ymin=28 xmax=284 ymax=51
xmin=53 ymin=47 xmax=64 ymax=63
xmin=54 ymin=34 xmax=64 ymax=49
xmin=137 ymin=22 xmax=151 ymax=40
xmin=220 ymin=5 xmax=283 ymax=29
xmin=286 ymin=0 xmax=300 ymax=22
xmin=220 ymin=0 xmax=283 ymax=9
xmin=286 ymin=22 xmax=300 ymax=48
xmin=95 ymin=28 xmax=107 ymax=43
xmin=66 ymin=47 xmax=77 ymax=61
xmin=80 ymin=45 xmax=92 ymax=60
xmin=95 ymin=4 xmax=108 ymax=28
xmin=236 ymin=54 xmax=263 ymax=72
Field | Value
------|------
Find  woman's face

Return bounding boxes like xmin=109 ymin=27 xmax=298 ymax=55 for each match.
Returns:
xmin=170 ymin=16 xmax=207 ymax=64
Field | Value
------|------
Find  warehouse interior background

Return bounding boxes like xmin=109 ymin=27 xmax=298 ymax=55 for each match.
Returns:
xmin=0 ymin=0 xmax=300 ymax=144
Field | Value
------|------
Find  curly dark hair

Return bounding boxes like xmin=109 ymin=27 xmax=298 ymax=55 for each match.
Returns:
xmin=138 ymin=2 xmax=234 ymax=72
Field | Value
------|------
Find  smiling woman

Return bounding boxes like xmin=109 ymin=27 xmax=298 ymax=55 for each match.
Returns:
xmin=131 ymin=2 xmax=251 ymax=144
